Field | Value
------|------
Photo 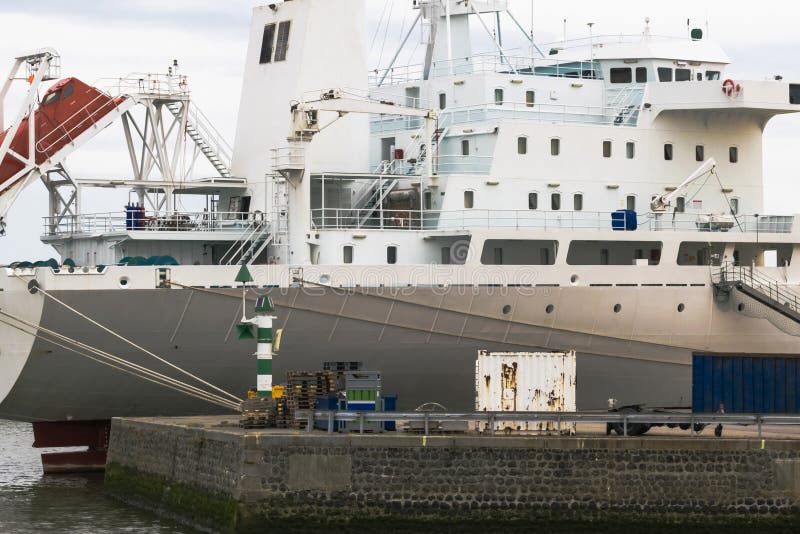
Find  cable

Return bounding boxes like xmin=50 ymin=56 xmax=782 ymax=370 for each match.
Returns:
xmin=0 ymin=314 xmax=239 ymax=411
xmin=12 ymin=273 xmax=243 ymax=404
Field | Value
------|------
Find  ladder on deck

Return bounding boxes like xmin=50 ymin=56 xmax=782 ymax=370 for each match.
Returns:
xmin=713 ymin=264 xmax=800 ymax=325
xmin=166 ymin=102 xmax=232 ymax=177
xmin=357 ymin=179 xmax=399 ymax=227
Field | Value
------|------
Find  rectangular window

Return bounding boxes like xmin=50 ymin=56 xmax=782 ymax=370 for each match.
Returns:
xmin=567 ymin=241 xmax=663 ymax=266
xmin=259 ymin=23 xmax=276 ymax=64
xmin=525 ymin=90 xmax=535 ymax=107
xmin=274 ymin=21 xmax=291 ymax=61
xmin=550 ymin=138 xmax=560 ymax=156
xmin=678 ymin=242 xmax=726 ymax=266
xmin=480 ymin=239 xmax=558 ymax=265
xmin=517 ymin=136 xmax=527 ymax=155
xmin=610 ymin=68 xmax=632 ymax=84
xmin=676 ymin=197 xmax=686 ymax=213
xmin=791 ymin=84 xmax=800 ymax=104
xmin=439 ymin=92 xmax=446 ymax=110
xmin=664 ymin=143 xmax=673 ymax=161
xmin=635 ymin=67 xmax=648 ymax=83
xmin=551 ymin=193 xmax=561 ymax=211
xmin=387 ymin=246 xmax=397 ymax=265
xmin=528 ymin=192 xmax=538 ymax=210
xmin=464 ymin=190 xmax=474 ymax=209
xmin=602 ymin=140 xmax=612 ymax=158
xmin=494 ymin=88 xmax=504 ymax=105
xmin=626 ymin=141 xmax=635 ymax=159
xmin=706 ymin=71 xmax=721 ymax=81
xmin=695 ymin=145 xmax=705 ymax=162
xmin=657 ymin=67 xmax=673 ymax=82
xmin=423 ymin=190 xmax=432 ymax=210
xmin=461 ymin=139 xmax=469 ymax=156
xmin=574 ymin=193 xmax=583 ymax=211
xmin=675 ymin=68 xmax=691 ymax=82
xmin=730 ymin=198 xmax=739 ymax=215
xmin=343 ymin=245 xmax=353 ymax=264
xmin=729 ymin=146 xmax=739 ymax=163
xmin=626 ymin=195 xmax=636 ymax=211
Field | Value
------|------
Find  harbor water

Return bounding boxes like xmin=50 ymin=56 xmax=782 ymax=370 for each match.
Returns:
xmin=0 ymin=420 xmax=189 ymax=534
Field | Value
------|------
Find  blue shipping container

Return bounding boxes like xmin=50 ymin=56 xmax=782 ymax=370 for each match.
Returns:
xmin=611 ymin=209 xmax=637 ymax=231
xmin=692 ymin=353 xmax=800 ymax=413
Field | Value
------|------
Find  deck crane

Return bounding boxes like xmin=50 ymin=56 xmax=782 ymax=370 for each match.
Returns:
xmin=650 ymin=157 xmax=717 ymax=212
xmin=289 ymin=89 xmax=439 ymax=181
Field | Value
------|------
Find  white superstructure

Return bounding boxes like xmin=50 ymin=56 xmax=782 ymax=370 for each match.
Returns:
xmin=2 ymin=0 xmax=800 ymax=422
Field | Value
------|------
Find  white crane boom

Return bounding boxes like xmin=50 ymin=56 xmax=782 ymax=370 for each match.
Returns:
xmin=650 ymin=157 xmax=717 ymax=212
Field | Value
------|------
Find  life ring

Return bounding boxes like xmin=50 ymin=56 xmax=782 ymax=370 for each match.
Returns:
xmin=722 ymin=79 xmax=741 ymax=97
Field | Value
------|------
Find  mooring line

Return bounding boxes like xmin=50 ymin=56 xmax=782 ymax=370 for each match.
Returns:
xmin=12 ymin=273 xmax=243 ymax=403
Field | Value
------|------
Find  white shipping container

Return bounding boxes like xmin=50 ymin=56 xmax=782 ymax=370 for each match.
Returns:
xmin=475 ymin=350 xmax=577 ymax=434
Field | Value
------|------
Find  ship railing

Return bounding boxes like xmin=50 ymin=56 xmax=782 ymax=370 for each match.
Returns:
xmin=34 ymin=92 xmax=122 ymax=155
xmin=296 ymin=410 xmax=800 ymax=439
xmin=370 ymin=100 xmax=643 ymax=134
xmin=369 ymin=35 xmax=690 ymax=86
xmin=310 ymin=209 xmax=794 ymax=233
xmin=42 ymin=211 xmax=261 ymax=237
xmin=99 ymin=73 xmax=191 ymax=98
xmin=184 ymin=102 xmax=233 ymax=171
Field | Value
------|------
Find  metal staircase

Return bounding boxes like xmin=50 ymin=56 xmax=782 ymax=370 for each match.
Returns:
xmin=357 ymin=178 xmax=399 ymax=227
xmin=219 ymin=219 xmax=272 ymax=266
xmin=713 ymin=264 xmax=800 ymax=324
xmin=166 ymin=102 xmax=232 ymax=177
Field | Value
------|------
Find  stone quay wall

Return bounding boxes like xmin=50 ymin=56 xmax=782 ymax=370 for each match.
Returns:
xmin=105 ymin=417 xmax=800 ymax=532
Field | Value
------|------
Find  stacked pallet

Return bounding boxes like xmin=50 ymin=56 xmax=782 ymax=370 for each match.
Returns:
xmin=270 ymin=397 xmax=290 ymax=428
xmin=238 ymin=397 xmax=275 ymax=429
xmin=285 ymin=371 xmax=338 ymax=429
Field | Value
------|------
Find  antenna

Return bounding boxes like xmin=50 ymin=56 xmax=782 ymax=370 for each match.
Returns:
xmin=562 ymin=18 xmax=567 ymax=48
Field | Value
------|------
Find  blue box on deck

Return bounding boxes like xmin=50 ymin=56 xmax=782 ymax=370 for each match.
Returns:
xmin=612 ymin=209 xmax=637 ymax=231
xmin=314 ymin=395 xmax=343 ymax=431
xmin=382 ymin=395 xmax=398 ymax=431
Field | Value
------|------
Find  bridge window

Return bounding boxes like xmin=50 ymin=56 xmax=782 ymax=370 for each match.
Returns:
xmin=791 ymin=84 xmax=800 ymax=104
xmin=439 ymin=92 xmax=447 ymax=110
xmin=657 ymin=67 xmax=673 ymax=82
xmin=602 ymin=140 xmax=612 ymax=158
xmin=610 ymin=68 xmax=632 ymax=84
xmin=480 ymin=239 xmax=558 ymax=265
xmin=729 ymin=146 xmax=739 ymax=163
xmin=387 ymin=246 xmax=397 ymax=265
xmin=423 ymin=190 xmax=432 ymax=210
xmin=574 ymin=193 xmax=583 ymax=211
xmin=528 ymin=192 xmax=538 ymax=210
xmin=706 ymin=71 xmax=721 ymax=81
xmin=551 ymin=192 xmax=561 ymax=211
xmin=695 ymin=145 xmax=705 ymax=162
xmin=626 ymin=141 xmax=635 ymax=159
xmin=675 ymin=68 xmax=691 ymax=82
xmin=636 ymin=67 xmax=647 ymax=83
xmin=343 ymin=245 xmax=353 ymax=264
xmin=567 ymin=241 xmax=663 ymax=265
xmin=729 ymin=198 xmax=739 ymax=215
xmin=517 ymin=136 xmax=528 ymax=155
xmin=676 ymin=197 xmax=686 ymax=213
xmin=464 ymin=190 xmax=474 ymax=209
xmin=461 ymin=139 xmax=470 ymax=155
xmin=259 ymin=23 xmax=276 ymax=64
xmin=550 ymin=138 xmax=561 ymax=156
xmin=664 ymin=143 xmax=674 ymax=161
xmin=274 ymin=21 xmax=291 ymax=62
xmin=626 ymin=195 xmax=636 ymax=211
xmin=526 ymin=90 xmax=535 ymax=107
xmin=494 ymin=88 xmax=504 ymax=105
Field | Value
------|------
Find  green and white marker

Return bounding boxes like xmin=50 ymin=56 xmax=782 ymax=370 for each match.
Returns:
xmin=236 ymin=265 xmax=277 ymax=397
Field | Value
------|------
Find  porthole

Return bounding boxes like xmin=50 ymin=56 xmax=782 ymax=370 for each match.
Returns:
xmin=677 ymin=303 xmax=685 ymax=312
xmin=570 ymin=274 xmax=579 ymax=285
xmin=119 ymin=276 xmax=130 ymax=288
xmin=546 ymin=304 xmax=555 ymax=314
xmin=502 ymin=305 xmax=512 ymax=315
xmin=737 ymin=303 xmax=745 ymax=312
xmin=319 ymin=274 xmax=331 ymax=285
xmin=613 ymin=303 xmax=622 ymax=313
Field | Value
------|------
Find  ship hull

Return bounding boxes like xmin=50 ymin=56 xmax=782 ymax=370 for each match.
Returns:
xmin=1 ymin=284 xmax=698 ymax=421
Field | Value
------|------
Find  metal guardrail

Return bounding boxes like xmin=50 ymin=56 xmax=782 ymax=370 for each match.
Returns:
xmin=715 ymin=263 xmax=800 ymax=317
xmin=42 ymin=211 xmax=258 ymax=236
xmin=296 ymin=410 xmax=800 ymax=439
xmin=310 ymin=208 xmax=792 ymax=234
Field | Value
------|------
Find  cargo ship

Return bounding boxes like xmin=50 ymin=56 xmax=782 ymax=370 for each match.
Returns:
xmin=2 ymin=1 xmax=800 ymax=461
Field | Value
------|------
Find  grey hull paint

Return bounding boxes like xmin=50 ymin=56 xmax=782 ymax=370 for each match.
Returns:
xmin=0 ymin=287 xmax=691 ymax=422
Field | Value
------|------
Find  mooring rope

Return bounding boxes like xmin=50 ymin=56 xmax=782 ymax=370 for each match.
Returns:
xmin=0 ymin=312 xmax=238 ymax=411
xmin=12 ymin=273 xmax=243 ymax=404
xmin=0 ymin=311 xmax=240 ymax=411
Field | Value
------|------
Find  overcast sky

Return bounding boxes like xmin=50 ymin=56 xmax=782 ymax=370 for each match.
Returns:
xmin=1 ymin=0 xmax=798 ymax=263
